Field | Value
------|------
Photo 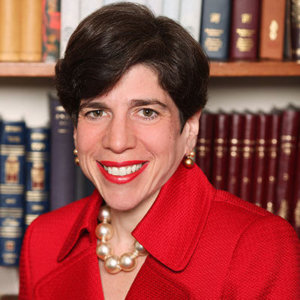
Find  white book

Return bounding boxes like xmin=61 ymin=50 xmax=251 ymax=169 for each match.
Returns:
xmin=179 ymin=0 xmax=202 ymax=42
xmin=163 ymin=0 xmax=180 ymax=22
xmin=146 ymin=0 xmax=163 ymax=16
xmin=79 ymin=0 xmax=104 ymax=21
xmin=60 ymin=0 xmax=80 ymax=58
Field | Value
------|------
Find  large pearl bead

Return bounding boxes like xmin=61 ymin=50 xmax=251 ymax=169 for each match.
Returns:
xmin=134 ymin=241 xmax=147 ymax=255
xmin=95 ymin=223 xmax=113 ymax=240
xmin=184 ymin=157 xmax=194 ymax=168
xmin=104 ymin=255 xmax=121 ymax=274
xmin=96 ymin=242 xmax=112 ymax=260
xmin=120 ymin=253 xmax=137 ymax=272
xmin=98 ymin=206 xmax=111 ymax=222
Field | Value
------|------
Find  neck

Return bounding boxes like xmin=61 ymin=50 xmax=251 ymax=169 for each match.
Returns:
xmin=107 ymin=190 xmax=160 ymax=252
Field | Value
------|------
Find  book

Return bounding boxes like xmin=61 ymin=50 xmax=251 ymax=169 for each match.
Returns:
xmin=25 ymin=128 xmax=50 ymax=227
xmin=230 ymin=0 xmax=260 ymax=60
xmin=20 ymin=0 xmax=43 ymax=61
xmin=284 ymin=0 xmax=293 ymax=60
xmin=49 ymin=94 xmax=76 ymax=210
xmin=146 ymin=0 xmax=163 ymax=16
xmin=0 ymin=121 xmax=26 ymax=266
xmin=42 ymin=0 xmax=61 ymax=62
xmin=265 ymin=112 xmax=281 ymax=213
xmin=60 ymin=0 xmax=80 ymax=58
xmin=200 ymin=0 xmax=232 ymax=61
xmin=79 ymin=0 xmax=103 ymax=21
xmin=239 ymin=113 xmax=256 ymax=202
xmin=226 ymin=113 xmax=244 ymax=196
xmin=291 ymin=133 xmax=300 ymax=236
xmin=291 ymin=0 xmax=300 ymax=61
xmin=259 ymin=0 xmax=286 ymax=60
xmin=275 ymin=108 xmax=300 ymax=219
xmin=211 ymin=112 xmax=229 ymax=190
xmin=162 ymin=0 xmax=181 ymax=22
xmin=252 ymin=113 xmax=270 ymax=208
xmin=0 ymin=0 xmax=21 ymax=61
xmin=179 ymin=0 xmax=202 ymax=42
xmin=195 ymin=112 xmax=214 ymax=181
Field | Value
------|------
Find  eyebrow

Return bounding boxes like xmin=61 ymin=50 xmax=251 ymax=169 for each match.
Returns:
xmin=79 ymin=98 xmax=168 ymax=111
xmin=129 ymin=99 xmax=168 ymax=109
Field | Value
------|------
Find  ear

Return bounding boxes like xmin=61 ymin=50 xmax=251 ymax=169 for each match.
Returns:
xmin=73 ymin=126 xmax=77 ymax=148
xmin=184 ymin=110 xmax=201 ymax=154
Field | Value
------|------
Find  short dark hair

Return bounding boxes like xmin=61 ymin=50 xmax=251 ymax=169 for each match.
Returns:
xmin=55 ymin=2 xmax=209 ymax=127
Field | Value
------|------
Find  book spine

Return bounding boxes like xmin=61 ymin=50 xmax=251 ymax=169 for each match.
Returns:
xmin=291 ymin=134 xmax=300 ymax=236
xmin=291 ymin=0 xmax=300 ymax=61
xmin=162 ymin=0 xmax=181 ymax=22
xmin=0 ymin=121 xmax=26 ymax=266
xmin=179 ymin=0 xmax=203 ymax=41
xmin=195 ymin=112 xmax=214 ymax=181
xmin=49 ymin=94 xmax=75 ymax=210
xmin=146 ymin=0 xmax=163 ymax=16
xmin=211 ymin=113 xmax=229 ymax=190
xmin=239 ymin=113 xmax=256 ymax=202
xmin=252 ymin=114 xmax=270 ymax=208
xmin=259 ymin=0 xmax=286 ymax=60
xmin=79 ymin=0 xmax=103 ymax=21
xmin=0 ymin=0 xmax=21 ymax=62
xmin=20 ymin=0 xmax=43 ymax=61
xmin=42 ymin=0 xmax=61 ymax=62
xmin=265 ymin=113 xmax=281 ymax=213
xmin=226 ymin=113 xmax=244 ymax=196
xmin=60 ymin=0 xmax=80 ymax=58
xmin=200 ymin=0 xmax=232 ymax=61
xmin=25 ymin=128 xmax=50 ymax=227
xmin=284 ymin=0 xmax=292 ymax=60
xmin=275 ymin=109 xmax=300 ymax=219
xmin=230 ymin=0 xmax=260 ymax=60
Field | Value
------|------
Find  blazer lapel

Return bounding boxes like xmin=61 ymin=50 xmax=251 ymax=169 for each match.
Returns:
xmin=126 ymin=257 xmax=190 ymax=300
xmin=34 ymin=248 xmax=104 ymax=300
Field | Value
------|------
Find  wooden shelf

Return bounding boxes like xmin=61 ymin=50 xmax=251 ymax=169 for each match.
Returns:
xmin=210 ymin=61 xmax=300 ymax=77
xmin=0 ymin=61 xmax=300 ymax=78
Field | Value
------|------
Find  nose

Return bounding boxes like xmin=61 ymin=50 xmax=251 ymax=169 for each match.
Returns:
xmin=102 ymin=115 xmax=137 ymax=153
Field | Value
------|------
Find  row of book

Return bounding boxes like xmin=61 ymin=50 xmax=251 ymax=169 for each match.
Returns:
xmin=0 ymin=95 xmax=93 ymax=266
xmin=201 ymin=0 xmax=300 ymax=61
xmin=196 ymin=107 xmax=300 ymax=237
xmin=1 ymin=0 xmax=299 ymax=63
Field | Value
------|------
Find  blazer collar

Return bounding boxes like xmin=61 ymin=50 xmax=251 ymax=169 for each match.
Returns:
xmin=132 ymin=164 xmax=213 ymax=272
xmin=57 ymin=164 xmax=214 ymax=272
xmin=57 ymin=189 xmax=102 ymax=262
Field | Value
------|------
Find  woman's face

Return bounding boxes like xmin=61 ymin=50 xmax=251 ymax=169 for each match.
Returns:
xmin=74 ymin=64 xmax=200 ymax=211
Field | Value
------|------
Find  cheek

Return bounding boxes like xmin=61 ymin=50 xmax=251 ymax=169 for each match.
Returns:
xmin=75 ymin=124 xmax=101 ymax=153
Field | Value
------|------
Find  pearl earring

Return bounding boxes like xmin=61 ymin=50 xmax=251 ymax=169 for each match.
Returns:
xmin=183 ymin=151 xmax=195 ymax=168
xmin=73 ymin=148 xmax=80 ymax=165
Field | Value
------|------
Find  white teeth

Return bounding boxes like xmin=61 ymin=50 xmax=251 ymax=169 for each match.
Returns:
xmin=104 ymin=164 xmax=143 ymax=176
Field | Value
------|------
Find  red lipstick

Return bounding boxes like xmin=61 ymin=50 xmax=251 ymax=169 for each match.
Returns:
xmin=97 ymin=161 xmax=148 ymax=184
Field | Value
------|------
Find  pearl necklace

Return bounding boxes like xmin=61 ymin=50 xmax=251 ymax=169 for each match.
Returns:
xmin=95 ymin=205 xmax=147 ymax=274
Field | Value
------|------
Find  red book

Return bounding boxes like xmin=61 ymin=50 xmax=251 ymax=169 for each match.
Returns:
xmin=291 ymin=137 xmax=300 ymax=237
xmin=230 ymin=0 xmax=260 ymax=60
xmin=259 ymin=0 xmax=286 ymax=60
xmin=265 ymin=112 xmax=281 ymax=213
xmin=226 ymin=113 xmax=244 ymax=196
xmin=275 ymin=108 xmax=300 ymax=220
xmin=196 ymin=112 xmax=214 ymax=181
xmin=211 ymin=113 xmax=229 ymax=190
xmin=239 ymin=113 xmax=256 ymax=203
xmin=252 ymin=113 xmax=270 ymax=208
xmin=42 ymin=0 xmax=61 ymax=62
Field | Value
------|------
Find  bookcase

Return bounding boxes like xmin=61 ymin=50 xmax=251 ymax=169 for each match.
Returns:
xmin=0 ymin=61 xmax=300 ymax=296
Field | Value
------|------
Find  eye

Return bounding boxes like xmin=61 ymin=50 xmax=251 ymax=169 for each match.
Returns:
xmin=137 ymin=108 xmax=158 ymax=120
xmin=85 ymin=110 xmax=107 ymax=119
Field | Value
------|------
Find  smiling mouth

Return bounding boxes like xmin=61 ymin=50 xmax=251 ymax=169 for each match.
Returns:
xmin=102 ymin=163 xmax=144 ymax=176
xmin=97 ymin=161 xmax=148 ymax=184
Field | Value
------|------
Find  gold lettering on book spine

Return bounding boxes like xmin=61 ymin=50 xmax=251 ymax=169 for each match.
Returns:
xmin=295 ymin=200 xmax=300 ymax=227
xmin=269 ymin=20 xmax=279 ymax=40
xmin=278 ymin=199 xmax=288 ymax=219
xmin=5 ymin=155 xmax=19 ymax=183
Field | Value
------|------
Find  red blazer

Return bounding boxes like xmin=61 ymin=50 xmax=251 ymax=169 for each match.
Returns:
xmin=19 ymin=164 xmax=300 ymax=299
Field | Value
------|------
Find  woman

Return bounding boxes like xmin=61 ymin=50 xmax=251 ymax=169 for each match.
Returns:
xmin=19 ymin=3 xmax=299 ymax=299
